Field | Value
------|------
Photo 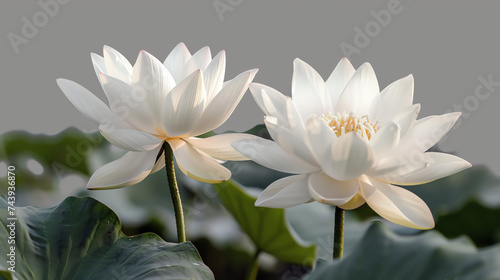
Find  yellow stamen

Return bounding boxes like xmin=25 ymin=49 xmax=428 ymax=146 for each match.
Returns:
xmin=323 ymin=111 xmax=378 ymax=140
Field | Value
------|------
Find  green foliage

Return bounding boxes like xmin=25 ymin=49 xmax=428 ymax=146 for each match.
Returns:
xmin=1 ymin=128 xmax=104 ymax=175
xmin=0 ymin=196 xmax=213 ymax=280
xmin=4 ymin=125 xmax=500 ymax=279
xmin=435 ymin=200 xmax=500 ymax=247
xmin=213 ymin=181 xmax=316 ymax=266
xmin=0 ymin=128 xmax=105 ymax=193
xmin=305 ymin=223 xmax=500 ymax=280
xmin=0 ymin=271 xmax=13 ymax=280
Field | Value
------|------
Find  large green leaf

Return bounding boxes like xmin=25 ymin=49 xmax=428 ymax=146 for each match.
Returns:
xmin=305 ymin=223 xmax=500 ymax=280
xmin=0 ymin=196 xmax=214 ymax=280
xmin=435 ymin=200 xmax=500 ymax=247
xmin=213 ymin=181 xmax=316 ymax=265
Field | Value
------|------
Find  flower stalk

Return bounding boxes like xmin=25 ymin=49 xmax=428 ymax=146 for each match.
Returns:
xmin=333 ymin=206 xmax=344 ymax=259
xmin=246 ymin=249 xmax=260 ymax=280
xmin=163 ymin=141 xmax=186 ymax=243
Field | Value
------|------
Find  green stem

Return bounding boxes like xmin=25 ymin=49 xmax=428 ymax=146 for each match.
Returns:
xmin=163 ymin=141 xmax=186 ymax=243
xmin=333 ymin=206 xmax=344 ymax=259
xmin=246 ymin=250 xmax=260 ymax=280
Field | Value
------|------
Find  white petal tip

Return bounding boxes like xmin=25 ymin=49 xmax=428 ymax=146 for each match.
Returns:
xmin=172 ymin=42 xmax=190 ymax=54
xmin=56 ymin=78 xmax=74 ymax=89
xmin=337 ymin=57 xmax=354 ymax=66
xmin=253 ymin=199 xmax=280 ymax=208
xmin=459 ymin=161 xmax=473 ymax=170
xmin=254 ymin=199 xmax=264 ymax=207
xmin=247 ymin=69 xmax=259 ymax=81
xmin=103 ymin=45 xmax=119 ymax=55
xmin=407 ymin=219 xmax=435 ymax=230
xmin=359 ymin=62 xmax=374 ymax=70
xmin=293 ymin=58 xmax=305 ymax=64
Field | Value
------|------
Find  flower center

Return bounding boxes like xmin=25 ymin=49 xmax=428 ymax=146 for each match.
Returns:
xmin=322 ymin=111 xmax=378 ymax=140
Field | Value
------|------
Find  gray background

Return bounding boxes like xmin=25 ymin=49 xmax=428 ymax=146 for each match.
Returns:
xmin=1 ymin=0 xmax=500 ymax=174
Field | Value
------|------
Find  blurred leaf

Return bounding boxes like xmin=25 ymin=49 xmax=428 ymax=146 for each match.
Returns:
xmin=305 ymin=223 xmax=500 ymax=280
xmin=213 ymin=181 xmax=316 ymax=266
xmin=435 ymin=200 xmax=500 ymax=247
xmin=0 ymin=196 xmax=213 ymax=280
xmin=0 ymin=128 xmax=105 ymax=195
xmin=194 ymin=237 xmax=259 ymax=280
xmin=225 ymin=160 xmax=290 ymax=189
xmin=0 ymin=271 xmax=13 ymax=280
xmin=1 ymin=128 xmax=104 ymax=176
xmin=200 ymin=124 xmax=269 ymax=139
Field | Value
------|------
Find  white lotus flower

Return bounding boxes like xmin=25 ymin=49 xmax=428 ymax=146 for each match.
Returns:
xmin=233 ymin=58 xmax=471 ymax=229
xmin=58 ymin=43 xmax=258 ymax=189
